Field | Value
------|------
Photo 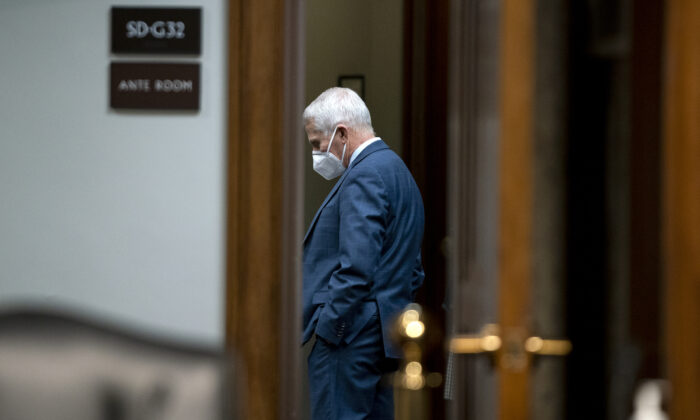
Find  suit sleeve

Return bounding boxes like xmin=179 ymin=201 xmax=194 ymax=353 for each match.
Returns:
xmin=314 ymin=166 xmax=387 ymax=345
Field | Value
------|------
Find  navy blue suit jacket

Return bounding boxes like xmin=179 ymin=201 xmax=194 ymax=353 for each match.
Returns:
xmin=302 ymin=140 xmax=425 ymax=359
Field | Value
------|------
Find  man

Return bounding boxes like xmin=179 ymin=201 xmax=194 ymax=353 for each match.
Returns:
xmin=302 ymin=87 xmax=425 ymax=420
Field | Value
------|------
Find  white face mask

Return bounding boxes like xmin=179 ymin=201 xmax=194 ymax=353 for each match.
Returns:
xmin=312 ymin=126 xmax=346 ymax=180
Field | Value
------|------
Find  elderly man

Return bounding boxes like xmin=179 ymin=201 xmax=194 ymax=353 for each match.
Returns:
xmin=302 ymin=87 xmax=425 ymax=420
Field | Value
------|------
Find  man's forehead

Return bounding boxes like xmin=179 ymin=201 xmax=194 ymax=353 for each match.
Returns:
xmin=305 ymin=121 xmax=321 ymax=133
xmin=305 ymin=124 xmax=325 ymax=139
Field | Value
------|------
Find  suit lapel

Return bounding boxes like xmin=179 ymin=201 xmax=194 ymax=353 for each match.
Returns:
xmin=303 ymin=170 xmax=348 ymax=244
xmin=303 ymin=140 xmax=389 ymax=244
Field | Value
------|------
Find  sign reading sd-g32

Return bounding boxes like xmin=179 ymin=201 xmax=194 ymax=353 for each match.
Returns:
xmin=111 ymin=7 xmax=201 ymax=54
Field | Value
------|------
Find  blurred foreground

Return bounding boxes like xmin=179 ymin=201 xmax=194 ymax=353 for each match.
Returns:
xmin=0 ymin=308 xmax=240 ymax=420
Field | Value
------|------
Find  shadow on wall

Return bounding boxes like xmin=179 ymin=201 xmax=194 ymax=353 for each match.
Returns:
xmin=0 ymin=307 xmax=242 ymax=420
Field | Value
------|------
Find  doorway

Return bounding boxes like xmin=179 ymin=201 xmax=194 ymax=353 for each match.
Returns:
xmin=225 ymin=0 xmax=699 ymax=419
xmin=302 ymin=1 xmax=408 ymax=419
xmin=442 ymin=0 xmax=666 ymax=419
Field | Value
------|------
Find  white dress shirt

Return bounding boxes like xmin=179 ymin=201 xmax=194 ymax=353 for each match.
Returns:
xmin=350 ymin=137 xmax=382 ymax=165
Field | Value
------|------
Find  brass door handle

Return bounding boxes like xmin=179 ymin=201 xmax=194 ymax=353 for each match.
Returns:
xmin=449 ymin=324 xmax=502 ymax=354
xmin=524 ymin=336 xmax=572 ymax=356
xmin=449 ymin=325 xmax=572 ymax=359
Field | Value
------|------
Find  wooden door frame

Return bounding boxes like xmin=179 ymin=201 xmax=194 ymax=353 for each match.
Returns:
xmin=225 ymin=0 xmax=304 ymax=419
xmin=663 ymin=0 xmax=700 ymax=417
xmin=497 ymin=1 xmax=536 ymax=419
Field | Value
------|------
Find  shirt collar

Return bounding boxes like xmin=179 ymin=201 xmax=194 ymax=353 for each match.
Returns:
xmin=350 ymin=137 xmax=381 ymax=165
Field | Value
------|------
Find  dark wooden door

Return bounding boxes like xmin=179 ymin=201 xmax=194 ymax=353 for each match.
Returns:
xmin=444 ymin=0 xmax=502 ymax=418
xmin=445 ymin=1 xmax=571 ymax=419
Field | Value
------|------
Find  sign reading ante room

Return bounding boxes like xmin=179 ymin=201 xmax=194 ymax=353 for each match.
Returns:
xmin=110 ymin=62 xmax=200 ymax=110
xmin=111 ymin=7 xmax=202 ymax=54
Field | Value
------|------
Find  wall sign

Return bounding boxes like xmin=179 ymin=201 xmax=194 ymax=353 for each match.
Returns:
xmin=110 ymin=62 xmax=200 ymax=110
xmin=111 ymin=7 xmax=201 ymax=54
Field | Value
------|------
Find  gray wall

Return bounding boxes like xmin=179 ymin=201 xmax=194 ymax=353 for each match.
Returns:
xmin=0 ymin=0 xmax=227 ymax=346
xmin=304 ymin=0 xmax=404 ymax=227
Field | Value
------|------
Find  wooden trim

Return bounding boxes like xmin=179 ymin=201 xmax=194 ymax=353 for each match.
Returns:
xmin=498 ymin=0 xmax=535 ymax=418
xmin=663 ymin=0 xmax=700 ymax=418
xmin=225 ymin=0 xmax=304 ymax=419
xmin=279 ymin=0 xmax=305 ymax=418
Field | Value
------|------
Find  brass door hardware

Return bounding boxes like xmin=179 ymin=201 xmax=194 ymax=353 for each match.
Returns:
xmin=394 ymin=304 xmax=443 ymax=391
xmin=524 ymin=336 xmax=572 ymax=356
xmin=449 ymin=324 xmax=502 ymax=354
xmin=448 ymin=324 xmax=572 ymax=371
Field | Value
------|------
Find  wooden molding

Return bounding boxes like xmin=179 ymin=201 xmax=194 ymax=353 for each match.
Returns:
xmin=225 ymin=0 xmax=304 ymax=419
xmin=663 ymin=0 xmax=700 ymax=418
xmin=499 ymin=0 xmax=535 ymax=418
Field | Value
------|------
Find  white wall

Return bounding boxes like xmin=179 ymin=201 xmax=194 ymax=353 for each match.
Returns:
xmin=0 ymin=0 xmax=227 ymax=346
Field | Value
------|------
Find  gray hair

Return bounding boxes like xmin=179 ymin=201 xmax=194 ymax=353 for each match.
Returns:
xmin=303 ymin=87 xmax=374 ymax=136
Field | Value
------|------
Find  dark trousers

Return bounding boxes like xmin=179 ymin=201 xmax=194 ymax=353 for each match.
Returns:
xmin=307 ymin=313 xmax=396 ymax=420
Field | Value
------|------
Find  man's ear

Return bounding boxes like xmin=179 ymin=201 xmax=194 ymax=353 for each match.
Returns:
xmin=337 ymin=125 xmax=349 ymax=142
